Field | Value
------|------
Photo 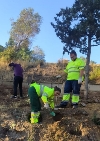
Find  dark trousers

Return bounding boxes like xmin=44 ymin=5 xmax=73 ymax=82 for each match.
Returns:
xmin=78 ymin=84 xmax=81 ymax=94
xmin=28 ymin=87 xmax=41 ymax=112
xmin=14 ymin=76 xmax=23 ymax=97
xmin=64 ymin=80 xmax=80 ymax=94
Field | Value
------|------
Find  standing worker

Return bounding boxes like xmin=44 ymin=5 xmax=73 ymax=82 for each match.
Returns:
xmin=9 ymin=62 xmax=23 ymax=98
xmin=28 ymin=81 xmax=61 ymax=124
xmin=56 ymin=50 xmax=85 ymax=109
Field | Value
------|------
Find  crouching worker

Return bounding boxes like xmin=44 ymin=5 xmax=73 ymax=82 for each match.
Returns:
xmin=28 ymin=81 xmax=61 ymax=124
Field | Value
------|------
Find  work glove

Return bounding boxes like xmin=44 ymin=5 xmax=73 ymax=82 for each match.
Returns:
xmin=50 ymin=111 xmax=55 ymax=116
xmin=44 ymin=103 xmax=50 ymax=109
xmin=56 ymin=75 xmax=61 ymax=78
xmin=78 ymin=77 xmax=82 ymax=84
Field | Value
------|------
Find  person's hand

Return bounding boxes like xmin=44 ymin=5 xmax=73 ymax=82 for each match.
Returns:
xmin=44 ymin=103 xmax=49 ymax=109
xmin=78 ymin=77 xmax=82 ymax=84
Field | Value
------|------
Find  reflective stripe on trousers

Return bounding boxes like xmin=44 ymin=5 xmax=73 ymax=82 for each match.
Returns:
xmin=72 ymin=94 xmax=79 ymax=104
xmin=62 ymin=93 xmax=70 ymax=102
xmin=31 ymin=112 xmax=40 ymax=123
xmin=62 ymin=93 xmax=79 ymax=104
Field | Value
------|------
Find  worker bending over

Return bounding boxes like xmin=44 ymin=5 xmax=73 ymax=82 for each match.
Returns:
xmin=28 ymin=81 xmax=61 ymax=124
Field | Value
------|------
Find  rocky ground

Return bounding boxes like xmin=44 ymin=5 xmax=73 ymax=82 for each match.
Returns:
xmin=0 ymin=84 xmax=100 ymax=141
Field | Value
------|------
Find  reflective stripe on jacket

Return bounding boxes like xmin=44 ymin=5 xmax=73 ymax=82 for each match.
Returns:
xmin=64 ymin=58 xmax=85 ymax=80
xmin=41 ymin=86 xmax=54 ymax=103
xmin=30 ymin=83 xmax=55 ymax=108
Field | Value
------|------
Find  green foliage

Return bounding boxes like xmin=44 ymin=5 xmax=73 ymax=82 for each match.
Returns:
xmin=0 ymin=47 xmax=16 ymax=62
xmin=16 ymin=47 xmax=31 ymax=61
xmin=5 ymin=37 xmax=15 ymax=47
xmin=89 ymin=66 xmax=100 ymax=80
xmin=10 ymin=8 xmax=42 ymax=48
xmin=0 ymin=46 xmax=31 ymax=62
xmin=0 ymin=45 xmax=5 ymax=52
xmin=0 ymin=45 xmax=45 ymax=63
xmin=51 ymin=0 xmax=100 ymax=55
xmin=1 ymin=8 xmax=44 ymax=63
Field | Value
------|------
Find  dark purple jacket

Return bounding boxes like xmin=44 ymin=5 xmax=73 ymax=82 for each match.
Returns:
xmin=9 ymin=63 xmax=23 ymax=78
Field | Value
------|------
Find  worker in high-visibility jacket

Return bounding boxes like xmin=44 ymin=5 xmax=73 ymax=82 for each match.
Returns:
xmin=56 ymin=50 xmax=85 ymax=109
xmin=28 ymin=81 xmax=61 ymax=124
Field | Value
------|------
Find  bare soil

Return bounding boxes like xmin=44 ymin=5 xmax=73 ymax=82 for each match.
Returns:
xmin=0 ymin=84 xmax=100 ymax=141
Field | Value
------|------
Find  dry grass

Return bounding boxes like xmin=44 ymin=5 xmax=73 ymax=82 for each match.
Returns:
xmin=1 ymin=61 xmax=100 ymax=85
xmin=0 ymin=61 xmax=65 ymax=84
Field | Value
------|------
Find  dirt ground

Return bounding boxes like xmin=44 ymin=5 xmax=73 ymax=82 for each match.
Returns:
xmin=0 ymin=84 xmax=100 ymax=141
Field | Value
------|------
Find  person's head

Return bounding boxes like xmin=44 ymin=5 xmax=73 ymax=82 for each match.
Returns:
xmin=70 ymin=50 xmax=77 ymax=61
xmin=54 ymin=86 xmax=61 ymax=96
xmin=8 ymin=62 xmax=14 ymax=70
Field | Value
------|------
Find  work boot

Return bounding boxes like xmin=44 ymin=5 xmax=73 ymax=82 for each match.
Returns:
xmin=55 ymin=101 xmax=68 ymax=108
xmin=10 ymin=95 xmax=17 ymax=99
xmin=72 ymin=103 xmax=78 ymax=109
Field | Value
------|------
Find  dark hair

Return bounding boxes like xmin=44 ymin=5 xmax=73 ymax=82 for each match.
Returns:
xmin=54 ymin=86 xmax=61 ymax=92
xmin=31 ymin=80 xmax=36 ymax=84
xmin=70 ymin=50 xmax=77 ymax=56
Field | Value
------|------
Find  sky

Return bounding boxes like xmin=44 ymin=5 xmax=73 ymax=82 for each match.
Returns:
xmin=0 ymin=0 xmax=100 ymax=64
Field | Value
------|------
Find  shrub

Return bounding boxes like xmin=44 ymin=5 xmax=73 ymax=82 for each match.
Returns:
xmin=89 ymin=66 xmax=100 ymax=81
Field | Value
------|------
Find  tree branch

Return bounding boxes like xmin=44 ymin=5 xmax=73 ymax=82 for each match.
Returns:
xmin=91 ymin=45 xmax=98 ymax=47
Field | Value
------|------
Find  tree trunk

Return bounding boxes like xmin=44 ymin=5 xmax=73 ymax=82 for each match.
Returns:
xmin=84 ymin=36 xmax=91 ymax=99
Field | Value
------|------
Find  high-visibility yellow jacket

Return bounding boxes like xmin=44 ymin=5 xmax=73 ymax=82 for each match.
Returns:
xmin=30 ymin=82 xmax=55 ymax=109
xmin=64 ymin=58 xmax=85 ymax=80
